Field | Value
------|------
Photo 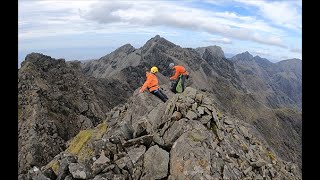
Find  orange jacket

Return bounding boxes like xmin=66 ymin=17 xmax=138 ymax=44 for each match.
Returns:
xmin=170 ymin=65 xmax=188 ymax=80
xmin=140 ymin=72 xmax=159 ymax=92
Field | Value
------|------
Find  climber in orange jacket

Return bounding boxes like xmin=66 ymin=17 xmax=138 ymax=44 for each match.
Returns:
xmin=139 ymin=66 xmax=168 ymax=102
xmin=169 ymin=63 xmax=189 ymax=93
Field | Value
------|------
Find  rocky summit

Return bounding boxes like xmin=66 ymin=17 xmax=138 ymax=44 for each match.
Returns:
xmin=20 ymin=87 xmax=301 ymax=180
xmin=18 ymin=35 xmax=301 ymax=179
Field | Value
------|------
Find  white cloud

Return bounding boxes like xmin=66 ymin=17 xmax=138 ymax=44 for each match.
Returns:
xmin=79 ymin=1 xmax=286 ymax=48
xmin=252 ymin=50 xmax=269 ymax=56
xmin=291 ymin=48 xmax=302 ymax=54
xmin=18 ymin=0 xmax=301 ymax=61
xmin=235 ymin=0 xmax=302 ymax=31
xmin=207 ymin=37 xmax=232 ymax=44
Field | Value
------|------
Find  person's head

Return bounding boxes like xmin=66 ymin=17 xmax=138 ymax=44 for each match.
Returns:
xmin=169 ymin=63 xmax=174 ymax=69
xmin=150 ymin=66 xmax=158 ymax=74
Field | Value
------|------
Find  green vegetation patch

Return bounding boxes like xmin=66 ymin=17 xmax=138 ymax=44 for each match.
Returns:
xmin=45 ymin=159 xmax=60 ymax=175
xmin=65 ymin=122 xmax=108 ymax=161
xmin=266 ymin=151 xmax=276 ymax=161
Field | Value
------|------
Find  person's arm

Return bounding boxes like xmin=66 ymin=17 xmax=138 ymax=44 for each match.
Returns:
xmin=139 ymin=77 xmax=151 ymax=93
xmin=170 ymin=68 xmax=179 ymax=80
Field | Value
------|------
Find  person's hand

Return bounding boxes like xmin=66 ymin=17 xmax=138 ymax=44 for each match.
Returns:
xmin=139 ymin=89 xmax=143 ymax=93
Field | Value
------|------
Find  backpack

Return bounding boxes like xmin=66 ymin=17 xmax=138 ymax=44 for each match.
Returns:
xmin=175 ymin=75 xmax=183 ymax=93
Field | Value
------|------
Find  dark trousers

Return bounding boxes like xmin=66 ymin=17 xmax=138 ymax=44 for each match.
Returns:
xmin=171 ymin=75 xmax=186 ymax=93
xmin=151 ymin=89 xmax=168 ymax=102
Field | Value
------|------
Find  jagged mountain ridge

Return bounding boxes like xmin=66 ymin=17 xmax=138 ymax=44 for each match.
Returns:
xmin=81 ymin=35 xmax=301 ymax=169
xmin=231 ymin=52 xmax=302 ymax=109
xmin=18 ymin=35 xmax=301 ymax=179
xmin=22 ymin=87 xmax=301 ymax=179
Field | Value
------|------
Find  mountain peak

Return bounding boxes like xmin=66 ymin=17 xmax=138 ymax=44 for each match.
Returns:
xmin=196 ymin=45 xmax=225 ymax=58
xmin=142 ymin=35 xmax=176 ymax=51
xmin=242 ymin=51 xmax=253 ymax=57
xmin=114 ymin=43 xmax=135 ymax=54
xmin=230 ymin=51 xmax=253 ymax=61
xmin=154 ymin=34 xmax=161 ymax=39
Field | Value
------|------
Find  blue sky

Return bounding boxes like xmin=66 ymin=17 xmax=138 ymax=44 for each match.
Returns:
xmin=18 ymin=0 xmax=302 ymax=67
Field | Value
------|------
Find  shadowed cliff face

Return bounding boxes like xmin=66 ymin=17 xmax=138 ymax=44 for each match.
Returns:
xmin=231 ymin=53 xmax=302 ymax=110
xmin=18 ymin=53 xmax=132 ymax=174
xmin=18 ymin=35 xmax=301 ymax=178
xmin=22 ymin=87 xmax=301 ymax=180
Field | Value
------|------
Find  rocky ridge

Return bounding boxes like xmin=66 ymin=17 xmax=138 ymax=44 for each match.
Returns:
xmin=18 ymin=35 xmax=301 ymax=178
xmin=18 ymin=53 xmax=133 ymax=174
xmin=21 ymin=87 xmax=301 ymax=180
xmin=81 ymin=35 xmax=301 ymax=169
xmin=231 ymin=52 xmax=302 ymax=109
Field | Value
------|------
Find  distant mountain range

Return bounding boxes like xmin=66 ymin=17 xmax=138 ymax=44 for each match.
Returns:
xmin=18 ymin=35 xmax=301 ymax=179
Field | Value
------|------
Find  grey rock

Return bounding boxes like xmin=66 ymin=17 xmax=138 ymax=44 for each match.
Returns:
xmin=197 ymin=106 xmax=205 ymax=115
xmin=202 ymin=96 xmax=213 ymax=105
xmin=183 ymin=87 xmax=197 ymax=99
xmin=153 ymin=133 xmax=165 ymax=146
xmin=255 ymin=174 xmax=264 ymax=180
xmin=222 ymin=165 xmax=236 ymax=179
xmin=184 ymin=96 xmax=195 ymax=106
xmin=142 ymin=145 xmax=169 ymax=179
xmin=163 ymin=119 xmax=189 ymax=146
xmin=132 ymin=117 xmax=148 ymax=138
xmin=102 ymin=164 xmax=115 ymax=173
xmin=122 ymin=135 xmax=153 ymax=147
xmin=69 ymin=163 xmax=92 ymax=179
xmin=250 ymin=159 xmax=267 ymax=168
xmin=63 ymin=175 xmax=73 ymax=180
xmin=105 ymin=141 xmax=117 ymax=155
xmin=199 ymin=114 xmax=212 ymax=125
xmin=224 ymin=118 xmax=234 ymax=125
xmin=59 ymin=155 xmax=77 ymax=173
xmin=216 ymin=129 xmax=224 ymax=141
xmin=92 ymin=150 xmax=110 ymax=174
xmin=31 ymin=173 xmax=51 ymax=180
xmin=113 ymin=174 xmax=127 ymax=180
xmin=239 ymin=126 xmax=250 ymax=139
xmin=269 ymin=168 xmax=275 ymax=178
xmin=93 ymin=174 xmax=108 ymax=180
xmin=115 ymin=156 xmax=130 ymax=169
xmin=191 ymin=102 xmax=198 ymax=112
xmin=195 ymin=93 xmax=203 ymax=103
xmin=170 ymin=129 xmax=212 ymax=180
xmin=186 ymin=110 xmax=197 ymax=120
xmin=244 ymin=166 xmax=252 ymax=176
xmin=127 ymin=145 xmax=146 ymax=165
xmin=119 ymin=121 xmax=134 ymax=140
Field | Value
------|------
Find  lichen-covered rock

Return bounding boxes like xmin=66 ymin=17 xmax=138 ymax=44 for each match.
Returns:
xmin=65 ymin=122 xmax=108 ymax=162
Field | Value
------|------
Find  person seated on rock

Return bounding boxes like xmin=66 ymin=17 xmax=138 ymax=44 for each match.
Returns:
xmin=139 ymin=66 xmax=168 ymax=103
xmin=169 ymin=63 xmax=189 ymax=93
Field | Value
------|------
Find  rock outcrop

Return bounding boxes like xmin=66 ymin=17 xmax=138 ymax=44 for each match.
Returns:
xmin=21 ymin=87 xmax=301 ymax=180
